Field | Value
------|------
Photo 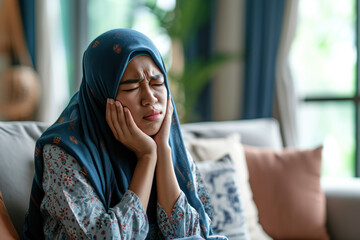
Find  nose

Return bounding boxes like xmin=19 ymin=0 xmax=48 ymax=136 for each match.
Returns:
xmin=141 ymin=85 xmax=157 ymax=106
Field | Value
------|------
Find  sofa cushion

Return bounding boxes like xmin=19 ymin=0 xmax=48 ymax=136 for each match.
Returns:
xmin=0 ymin=192 xmax=19 ymax=240
xmin=185 ymin=135 xmax=271 ymax=240
xmin=197 ymin=154 xmax=250 ymax=239
xmin=244 ymin=145 xmax=329 ymax=240
xmin=0 ymin=121 xmax=49 ymax=234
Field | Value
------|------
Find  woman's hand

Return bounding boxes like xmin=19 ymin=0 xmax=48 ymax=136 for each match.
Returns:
xmin=154 ymin=96 xmax=181 ymax=217
xmin=153 ymin=96 xmax=173 ymax=150
xmin=106 ymin=98 xmax=156 ymax=159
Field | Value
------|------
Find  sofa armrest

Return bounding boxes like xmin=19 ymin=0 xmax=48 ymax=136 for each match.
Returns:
xmin=0 ymin=121 xmax=49 ymax=235
xmin=321 ymin=177 xmax=360 ymax=240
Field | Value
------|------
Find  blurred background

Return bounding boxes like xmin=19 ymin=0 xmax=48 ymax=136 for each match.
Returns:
xmin=0 ymin=0 xmax=359 ymax=178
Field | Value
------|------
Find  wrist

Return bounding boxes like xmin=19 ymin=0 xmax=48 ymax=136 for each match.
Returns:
xmin=137 ymin=150 xmax=157 ymax=163
xmin=157 ymin=144 xmax=171 ymax=155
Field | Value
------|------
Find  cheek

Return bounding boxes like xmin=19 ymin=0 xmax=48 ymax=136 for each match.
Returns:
xmin=117 ymin=97 xmax=136 ymax=113
xmin=158 ymin=88 xmax=168 ymax=107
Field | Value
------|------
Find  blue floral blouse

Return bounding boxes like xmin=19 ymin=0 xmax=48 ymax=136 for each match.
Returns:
xmin=40 ymin=144 xmax=217 ymax=239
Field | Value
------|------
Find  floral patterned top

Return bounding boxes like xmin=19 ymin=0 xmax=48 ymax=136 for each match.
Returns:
xmin=40 ymin=144 xmax=216 ymax=240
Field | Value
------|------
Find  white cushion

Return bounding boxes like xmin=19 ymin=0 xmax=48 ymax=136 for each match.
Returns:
xmin=185 ymin=134 xmax=272 ymax=240
xmin=197 ymin=154 xmax=250 ymax=239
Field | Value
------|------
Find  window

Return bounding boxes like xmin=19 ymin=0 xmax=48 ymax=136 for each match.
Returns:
xmin=290 ymin=0 xmax=358 ymax=177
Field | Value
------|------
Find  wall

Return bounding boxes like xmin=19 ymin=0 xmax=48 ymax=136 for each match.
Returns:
xmin=212 ymin=0 xmax=245 ymax=121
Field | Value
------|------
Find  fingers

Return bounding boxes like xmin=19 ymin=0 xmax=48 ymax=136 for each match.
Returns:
xmin=163 ymin=96 xmax=173 ymax=128
xmin=106 ymin=98 xmax=131 ymax=141
xmin=155 ymin=96 xmax=173 ymax=144
xmin=106 ymin=98 xmax=138 ymax=142
xmin=106 ymin=98 xmax=156 ymax=156
xmin=115 ymin=101 xmax=131 ymax=138
xmin=106 ymin=99 xmax=119 ymax=140
xmin=110 ymin=99 xmax=124 ymax=140
xmin=123 ymin=106 xmax=141 ymax=135
xmin=167 ymin=96 xmax=174 ymax=119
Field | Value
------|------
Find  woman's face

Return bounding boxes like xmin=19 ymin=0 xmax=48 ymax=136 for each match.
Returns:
xmin=115 ymin=55 xmax=168 ymax=136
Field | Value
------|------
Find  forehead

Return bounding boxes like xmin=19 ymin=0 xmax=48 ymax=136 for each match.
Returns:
xmin=124 ymin=55 xmax=161 ymax=74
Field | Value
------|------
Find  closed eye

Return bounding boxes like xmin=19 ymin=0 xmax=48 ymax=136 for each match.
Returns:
xmin=123 ymin=87 xmax=139 ymax=92
xmin=152 ymin=82 xmax=164 ymax=87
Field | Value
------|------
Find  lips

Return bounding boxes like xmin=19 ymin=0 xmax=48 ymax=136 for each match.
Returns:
xmin=143 ymin=109 xmax=162 ymax=121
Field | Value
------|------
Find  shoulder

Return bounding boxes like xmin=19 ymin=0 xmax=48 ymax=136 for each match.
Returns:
xmin=43 ymin=144 xmax=72 ymax=161
xmin=43 ymin=143 xmax=67 ymax=155
xmin=42 ymin=144 xmax=80 ymax=171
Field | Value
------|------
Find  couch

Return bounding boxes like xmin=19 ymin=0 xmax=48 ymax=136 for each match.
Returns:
xmin=0 ymin=119 xmax=359 ymax=239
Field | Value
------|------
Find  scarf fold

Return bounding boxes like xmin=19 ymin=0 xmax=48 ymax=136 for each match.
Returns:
xmin=24 ymin=28 xmax=212 ymax=239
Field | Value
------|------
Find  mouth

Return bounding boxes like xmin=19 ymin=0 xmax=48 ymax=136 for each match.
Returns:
xmin=143 ymin=109 xmax=162 ymax=121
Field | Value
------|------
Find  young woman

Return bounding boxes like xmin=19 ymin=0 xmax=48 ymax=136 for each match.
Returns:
xmin=24 ymin=29 xmax=225 ymax=240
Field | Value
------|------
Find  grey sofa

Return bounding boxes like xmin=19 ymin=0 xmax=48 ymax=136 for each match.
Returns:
xmin=0 ymin=119 xmax=359 ymax=239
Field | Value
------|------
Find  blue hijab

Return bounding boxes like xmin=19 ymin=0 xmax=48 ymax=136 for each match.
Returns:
xmin=24 ymin=28 xmax=212 ymax=239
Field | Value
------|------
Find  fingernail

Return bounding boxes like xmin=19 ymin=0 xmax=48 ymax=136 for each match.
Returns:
xmin=107 ymin=98 xmax=109 ymax=103
xmin=115 ymin=101 xmax=120 ymax=107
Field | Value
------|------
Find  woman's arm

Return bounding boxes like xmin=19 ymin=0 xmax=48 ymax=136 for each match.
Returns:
xmin=41 ymin=144 xmax=149 ymax=239
xmin=106 ymin=99 xmax=157 ymax=210
xmin=155 ymin=145 xmax=181 ymax=216
xmin=154 ymin=97 xmax=181 ymax=217
xmin=128 ymin=151 xmax=156 ymax=210
xmin=156 ymin=149 xmax=215 ymax=239
xmin=153 ymin=98 xmax=203 ymax=238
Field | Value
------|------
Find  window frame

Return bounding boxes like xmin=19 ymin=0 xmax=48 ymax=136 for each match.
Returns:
xmin=300 ymin=0 xmax=360 ymax=177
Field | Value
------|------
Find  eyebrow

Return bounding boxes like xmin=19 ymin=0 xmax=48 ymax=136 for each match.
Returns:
xmin=120 ymin=74 xmax=164 ymax=85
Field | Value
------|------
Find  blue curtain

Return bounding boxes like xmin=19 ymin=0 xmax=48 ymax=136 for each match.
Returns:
xmin=242 ymin=0 xmax=285 ymax=119
xmin=18 ymin=0 xmax=36 ymax=68
xmin=183 ymin=0 xmax=216 ymax=122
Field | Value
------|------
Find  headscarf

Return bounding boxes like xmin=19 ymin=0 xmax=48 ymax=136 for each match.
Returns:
xmin=24 ymin=28 xmax=212 ymax=239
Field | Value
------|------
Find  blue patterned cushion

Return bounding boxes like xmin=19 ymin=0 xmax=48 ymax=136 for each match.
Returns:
xmin=197 ymin=154 xmax=250 ymax=240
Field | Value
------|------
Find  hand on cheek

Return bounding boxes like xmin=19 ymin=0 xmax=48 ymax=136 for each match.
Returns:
xmin=106 ymin=98 xmax=156 ymax=159
xmin=154 ymin=96 xmax=173 ymax=148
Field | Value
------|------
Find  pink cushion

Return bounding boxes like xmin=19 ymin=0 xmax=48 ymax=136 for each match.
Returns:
xmin=244 ymin=145 xmax=329 ymax=240
xmin=0 ymin=192 xmax=19 ymax=240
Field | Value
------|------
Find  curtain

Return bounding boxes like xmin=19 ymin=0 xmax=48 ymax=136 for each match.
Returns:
xmin=242 ymin=0 xmax=285 ymax=119
xmin=36 ymin=0 xmax=69 ymax=123
xmin=275 ymin=0 xmax=300 ymax=147
xmin=18 ymin=0 xmax=36 ymax=68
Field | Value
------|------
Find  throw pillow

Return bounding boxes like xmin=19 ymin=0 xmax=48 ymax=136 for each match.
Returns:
xmin=196 ymin=154 xmax=250 ymax=239
xmin=0 ymin=192 xmax=19 ymax=240
xmin=185 ymin=135 xmax=272 ymax=240
xmin=244 ymin=145 xmax=330 ymax=240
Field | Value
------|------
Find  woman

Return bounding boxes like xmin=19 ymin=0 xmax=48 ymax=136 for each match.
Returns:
xmin=24 ymin=29 xmax=225 ymax=239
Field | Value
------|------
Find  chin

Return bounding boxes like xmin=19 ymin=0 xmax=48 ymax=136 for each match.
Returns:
xmin=144 ymin=129 xmax=160 ymax=137
xmin=138 ymin=118 xmax=164 ymax=136
xmin=141 ymin=124 xmax=161 ymax=137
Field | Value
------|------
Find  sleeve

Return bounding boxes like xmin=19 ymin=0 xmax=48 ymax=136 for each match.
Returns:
xmin=41 ymin=144 xmax=149 ymax=240
xmin=157 ymin=192 xmax=201 ymax=238
xmin=156 ymin=150 xmax=214 ymax=239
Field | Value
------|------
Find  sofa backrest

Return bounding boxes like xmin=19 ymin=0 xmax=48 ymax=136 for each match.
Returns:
xmin=181 ymin=118 xmax=283 ymax=150
xmin=0 ymin=118 xmax=282 ymax=235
